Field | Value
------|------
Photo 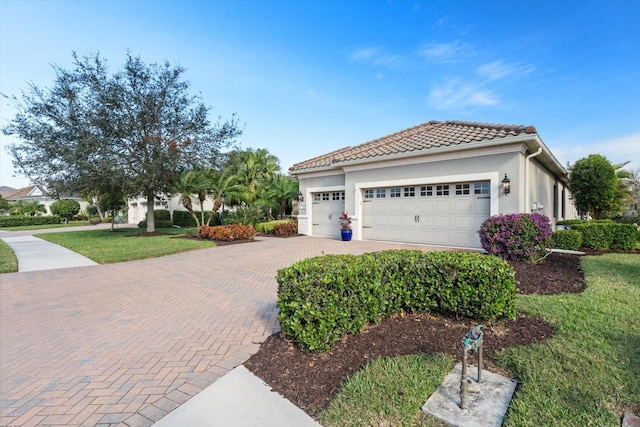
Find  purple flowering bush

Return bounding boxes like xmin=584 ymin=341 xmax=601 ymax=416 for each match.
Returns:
xmin=479 ymin=213 xmax=552 ymax=263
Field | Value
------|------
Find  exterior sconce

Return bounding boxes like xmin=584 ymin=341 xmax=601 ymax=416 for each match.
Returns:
xmin=501 ymin=174 xmax=511 ymax=195
xmin=298 ymin=191 xmax=303 ymax=202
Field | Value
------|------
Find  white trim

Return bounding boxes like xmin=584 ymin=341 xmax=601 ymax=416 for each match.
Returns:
xmin=354 ymin=171 xmax=500 ymax=241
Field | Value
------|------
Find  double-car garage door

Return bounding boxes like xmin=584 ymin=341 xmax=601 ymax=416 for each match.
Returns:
xmin=361 ymin=181 xmax=490 ymax=248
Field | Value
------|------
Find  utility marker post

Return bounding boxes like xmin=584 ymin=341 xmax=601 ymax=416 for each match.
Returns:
xmin=460 ymin=325 xmax=483 ymax=409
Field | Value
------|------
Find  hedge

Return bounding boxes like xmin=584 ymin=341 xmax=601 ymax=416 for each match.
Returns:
xmin=137 ymin=220 xmax=174 ymax=229
xmin=551 ymin=230 xmax=583 ymax=251
xmin=256 ymin=219 xmax=291 ymax=234
xmin=277 ymin=250 xmax=517 ymax=351
xmin=172 ymin=210 xmax=215 ymax=227
xmin=570 ymin=222 xmax=637 ymax=250
xmin=0 ymin=215 xmax=63 ymax=227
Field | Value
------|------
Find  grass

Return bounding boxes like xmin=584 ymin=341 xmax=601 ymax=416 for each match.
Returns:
xmin=0 ymin=221 xmax=92 ymax=231
xmin=318 ymin=253 xmax=640 ymax=426
xmin=36 ymin=227 xmax=212 ymax=263
xmin=0 ymin=240 xmax=18 ymax=273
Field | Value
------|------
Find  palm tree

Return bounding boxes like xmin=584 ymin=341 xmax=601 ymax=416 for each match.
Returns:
xmin=167 ymin=169 xmax=209 ymax=228
xmin=268 ymin=174 xmax=299 ymax=219
xmin=204 ymin=169 xmax=244 ymax=225
xmin=228 ymin=148 xmax=280 ymax=203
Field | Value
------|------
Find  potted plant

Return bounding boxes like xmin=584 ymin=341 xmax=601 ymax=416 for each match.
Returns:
xmin=340 ymin=211 xmax=352 ymax=241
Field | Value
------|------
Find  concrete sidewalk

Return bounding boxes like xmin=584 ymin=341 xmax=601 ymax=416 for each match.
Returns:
xmin=1 ymin=235 xmax=98 ymax=271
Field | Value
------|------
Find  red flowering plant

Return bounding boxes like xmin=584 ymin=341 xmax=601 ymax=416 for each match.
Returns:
xmin=479 ymin=213 xmax=551 ymax=263
xmin=340 ymin=211 xmax=352 ymax=230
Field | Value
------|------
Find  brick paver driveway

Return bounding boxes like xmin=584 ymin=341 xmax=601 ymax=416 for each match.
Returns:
xmin=0 ymin=235 xmax=440 ymax=426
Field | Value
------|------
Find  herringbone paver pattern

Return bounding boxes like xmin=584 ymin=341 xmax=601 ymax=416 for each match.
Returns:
xmin=0 ymin=236 xmax=440 ymax=426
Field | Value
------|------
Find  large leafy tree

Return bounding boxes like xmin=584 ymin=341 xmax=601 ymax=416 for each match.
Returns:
xmin=568 ymin=154 xmax=617 ymax=219
xmin=3 ymin=52 xmax=241 ymax=232
xmin=50 ymin=199 xmax=80 ymax=223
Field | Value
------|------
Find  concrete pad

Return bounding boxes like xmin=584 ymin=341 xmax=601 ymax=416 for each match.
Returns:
xmin=1 ymin=235 xmax=98 ymax=272
xmin=422 ymin=363 xmax=517 ymax=427
xmin=623 ymin=412 xmax=640 ymax=427
xmin=152 ymin=365 xmax=321 ymax=427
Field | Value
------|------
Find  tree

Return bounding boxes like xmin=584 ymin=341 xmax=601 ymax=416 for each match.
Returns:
xmin=167 ymin=169 xmax=209 ymax=228
xmin=50 ymin=199 xmax=80 ymax=223
xmin=3 ymin=52 xmax=241 ymax=232
xmin=99 ymin=190 xmax=127 ymax=231
xmin=568 ymin=154 xmax=617 ymax=219
xmin=0 ymin=196 xmax=9 ymax=214
xmin=10 ymin=200 xmax=46 ymax=216
xmin=227 ymin=148 xmax=280 ymax=203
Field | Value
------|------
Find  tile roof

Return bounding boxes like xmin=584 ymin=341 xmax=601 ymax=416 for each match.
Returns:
xmin=289 ymin=120 xmax=537 ymax=172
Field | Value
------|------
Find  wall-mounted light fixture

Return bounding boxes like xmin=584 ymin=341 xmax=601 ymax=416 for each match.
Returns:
xmin=298 ymin=191 xmax=303 ymax=202
xmin=501 ymin=174 xmax=511 ymax=195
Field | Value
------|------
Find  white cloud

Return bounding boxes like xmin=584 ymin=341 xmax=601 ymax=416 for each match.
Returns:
xmin=418 ymin=41 xmax=472 ymax=62
xmin=349 ymin=47 xmax=398 ymax=66
xmin=552 ymin=132 xmax=640 ymax=169
xmin=427 ymin=78 xmax=499 ymax=111
xmin=477 ymin=61 xmax=535 ymax=81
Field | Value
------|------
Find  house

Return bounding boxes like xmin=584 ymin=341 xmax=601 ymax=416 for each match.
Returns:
xmin=0 ymin=185 xmax=89 ymax=216
xmin=290 ymin=120 xmax=577 ymax=249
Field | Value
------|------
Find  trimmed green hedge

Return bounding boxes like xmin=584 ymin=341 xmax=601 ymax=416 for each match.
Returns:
xmin=570 ymin=222 xmax=637 ymax=250
xmin=551 ymin=230 xmax=583 ymax=251
xmin=277 ymin=250 xmax=517 ymax=351
xmin=137 ymin=220 xmax=173 ymax=229
xmin=155 ymin=209 xmax=171 ymax=221
xmin=256 ymin=219 xmax=291 ymax=234
xmin=172 ymin=210 xmax=215 ymax=227
xmin=0 ymin=215 xmax=63 ymax=227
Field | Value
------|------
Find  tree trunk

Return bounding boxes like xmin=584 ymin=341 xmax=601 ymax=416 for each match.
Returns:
xmin=93 ymin=195 xmax=105 ymax=220
xmin=146 ymin=193 xmax=155 ymax=232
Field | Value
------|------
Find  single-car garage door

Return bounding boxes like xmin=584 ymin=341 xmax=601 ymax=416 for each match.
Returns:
xmin=361 ymin=182 xmax=490 ymax=248
xmin=312 ymin=191 xmax=345 ymax=238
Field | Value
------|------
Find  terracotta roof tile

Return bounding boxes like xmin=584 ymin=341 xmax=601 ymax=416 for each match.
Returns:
xmin=290 ymin=120 xmax=537 ymax=172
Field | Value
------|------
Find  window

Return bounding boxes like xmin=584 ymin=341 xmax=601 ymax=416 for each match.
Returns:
xmin=376 ymin=189 xmax=386 ymax=198
xmin=364 ymin=189 xmax=374 ymax=199
xmin=436 ymin=185 xmax=449 ymax=196
xmin=474 ymin=183 xmax=489 ymax=195
xmin=390 ymin=188 xmax=401 ymax=198
xmin=561 ymin=187 xmax=566 ymax=218
xmin=404 ymin=187 xmax=415 ymax=197
xmin=313 ymin=194 xmax=321 ymax=202
xmin=553 ymin=184 xmax=558 ymax=219
xmin=455 ymin=184 xmax=470 ymax=195
xmin=332 ymin=192 xmax=343 ymax=201
xmin=322 ymin=193 xmax=330 ymax=201
xmin=420 ymin=186 xmax=433 ymax=197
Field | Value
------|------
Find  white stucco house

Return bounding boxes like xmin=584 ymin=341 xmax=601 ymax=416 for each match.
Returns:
xmin=0 ymin=185 xmax=89 ymax=216
xmin=290 ymin=120 xmax=577 ymax=249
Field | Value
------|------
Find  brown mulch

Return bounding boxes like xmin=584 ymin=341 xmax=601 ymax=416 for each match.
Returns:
xmin=244 ymin=251 xmax=586 ymax=416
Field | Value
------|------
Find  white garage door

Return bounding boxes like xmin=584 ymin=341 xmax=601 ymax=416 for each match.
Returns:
xmin=311 ymin=191 xmax=345 ymax=238
xmin=362 ymin=182 xmax=490 ymax=248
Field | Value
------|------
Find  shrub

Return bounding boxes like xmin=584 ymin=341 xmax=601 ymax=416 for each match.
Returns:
xmin=551 ymin=230 xmax=583 ymax=251
xmin=610 ymin=223 xmax=638 ymax=250
xmin=137 ymin=220 xmax=173 ymax=229
xmin=273 ymin=222 xmax=298 ymax=237
xmin=154 ymin=209 xmax=171 ymax=221
xmin=570 ymin=222 xmax=614 ymax=250
xmin=479 ymin=213 xmax=552 ymax=263
xmin=256 ymin=219 xmax=291 ymax=234
xmin=277 ymin=250 xmax=517 ymax=351
xmin=172 ymin=210 xmax=214 ymax=227
xmin=50 ymin=199 xmax=81 ymax=222
xmin=198 ymin=224 xmax=256 ymax=241
xmin=0 ymin=215 xmax=62 ymax=227
xmin=88 ymin=217 xmax=102 ymax=225
xmin=223 ymin=205 xmax=266 ymax=226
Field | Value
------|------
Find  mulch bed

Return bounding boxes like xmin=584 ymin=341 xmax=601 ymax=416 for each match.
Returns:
xmin=244 ymin=251 xmax=586 ymax=416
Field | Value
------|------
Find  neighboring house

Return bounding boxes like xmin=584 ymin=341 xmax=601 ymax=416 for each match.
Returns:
xmin=290 ymin=120 xmax=577 ymax=249
xmin=127 ymin=195 xmax=217 ymax=224
xmin=0 ymin=185 xmax=89 ymax=216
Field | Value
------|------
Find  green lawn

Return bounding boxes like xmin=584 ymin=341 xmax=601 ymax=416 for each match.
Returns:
xmin=0 ymin=240 xmax=18 ymax=273
xmin=36 ymin=227 xmax=212 ymax=264
xmin=319 ymin=253 xmax=640 ymax=427
xmin=0 ymin=221 xmax=92 ymax=231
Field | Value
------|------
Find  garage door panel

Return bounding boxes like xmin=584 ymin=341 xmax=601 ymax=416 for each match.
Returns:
xmin=362 ymin=181 xmax=490 ymax=248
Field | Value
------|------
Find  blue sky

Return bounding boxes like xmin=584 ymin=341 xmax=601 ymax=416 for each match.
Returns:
xmin=1 ymin=0 xmax=639 ymax=188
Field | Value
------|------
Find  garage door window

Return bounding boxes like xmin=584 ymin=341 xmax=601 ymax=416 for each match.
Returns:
xmin=390 ymin=188 xmax=401 ymax=198
xmin=404 ymin=187 xmax=416 ymax=197
xmin=364 ymin=189 xmax=374 ymax=199
xmin=332 ymin=192 xmax=344 ymax=201
xmin=455 ymin=184 xmax=470 ymax=195
xmin=474 ymin=183 xmax=489 ymax=195
xmin=436 ymin=185 xmax=449 ymax=196
xmin=376 ymin=189 xmax=386 ymax=198
xmin=420 ymin=186 xmax=433 ymax=197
